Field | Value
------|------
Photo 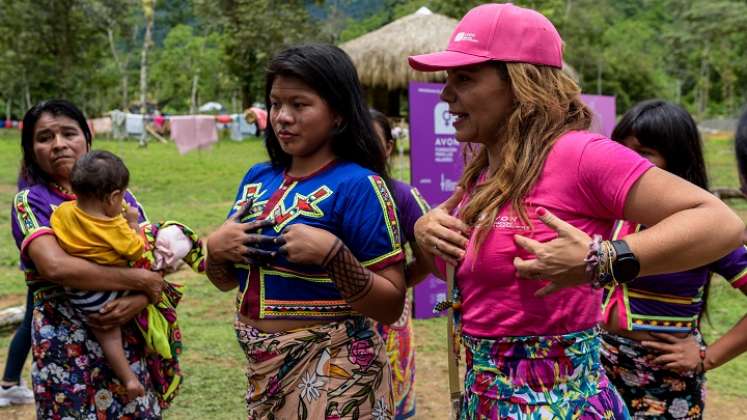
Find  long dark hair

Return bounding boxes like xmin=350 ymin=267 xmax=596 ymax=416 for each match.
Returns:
xmin=736 ymin=106 xmax=747 ymax=193
xmin=612 ymin=99 xmax=712 ymax=322
xmin=611 ymin=99 xmax=708 ymax=189
xmin=370 ymin=109 xmax=394 ymax=145
xmin=20 ymin=99 xmax=92 ymax=186
xmin=264 ymin=44 xmax=388 ymax=179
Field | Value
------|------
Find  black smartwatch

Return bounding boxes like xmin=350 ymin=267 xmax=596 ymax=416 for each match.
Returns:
xmin=610 ymin=240 xmax=640 ymax=283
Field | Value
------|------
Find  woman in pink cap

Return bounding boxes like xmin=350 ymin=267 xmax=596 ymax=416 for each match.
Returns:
xmin=409 ymin=3 xmax=743 ymax=419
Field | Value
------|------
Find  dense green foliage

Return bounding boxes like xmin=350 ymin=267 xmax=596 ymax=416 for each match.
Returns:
xmin=342 ymin=0 xmax=747 ymax=116
xmin=0 ymin=0 xmax=745 ymax=118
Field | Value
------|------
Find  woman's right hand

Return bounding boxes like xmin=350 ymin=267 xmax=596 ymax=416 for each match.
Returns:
xmin=87 ymin=294 xmax=149 ymax=330
xmin=134 ymin=269 xmax=165 ymax=303
xmin=414 ymin=188 xmax=470 ymax=266
xmin=207 ymin=200 xmax=277 ymax=265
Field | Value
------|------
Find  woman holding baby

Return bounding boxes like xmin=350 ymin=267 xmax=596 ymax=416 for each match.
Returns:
xmin=10 ymin=99 xmax=168 ymax=418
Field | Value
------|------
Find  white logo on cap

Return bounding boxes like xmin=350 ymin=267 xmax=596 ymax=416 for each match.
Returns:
xmin=454 ymin=32 xmax=478 ymax=43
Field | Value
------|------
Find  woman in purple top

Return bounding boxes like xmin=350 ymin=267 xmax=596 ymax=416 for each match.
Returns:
xmin=370 ymin=109 xmax=431 ymax=419
xmin=0 ymin=177 xmax=35 ymax=407
xmin=10 ymin=100 xmax=165 ymax=418
xmin=601 ymin=100 xmax=747 ymax=419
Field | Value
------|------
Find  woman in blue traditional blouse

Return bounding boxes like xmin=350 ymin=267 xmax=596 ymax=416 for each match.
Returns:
xmin=205 ymin=44 xmax=406 ymax=419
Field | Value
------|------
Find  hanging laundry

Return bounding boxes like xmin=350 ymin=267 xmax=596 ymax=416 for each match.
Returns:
xmin=215 ymin=114 xmax=233 ymax=124
xmin=169 ymin=115 xmax=218 ymax=155
xmin=111 ymin=110 xmax=126 ymax=139
xmin=126 ymin=113 xmax=144 ymax=137
xmin=91 ymin=117 xmax=112 ymax=135
xmin=229 ymin=114 xmax=244 ymax=141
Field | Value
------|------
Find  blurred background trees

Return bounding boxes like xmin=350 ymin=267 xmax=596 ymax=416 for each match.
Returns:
xmin=0 ymin=0 xmax=744 ymax=119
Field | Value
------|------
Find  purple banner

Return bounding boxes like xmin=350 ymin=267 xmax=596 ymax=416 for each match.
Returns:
xmin=580 ymin=94 xmax=616 ymax=138
xmin=408 ymin=82 xmax=462 ymax=319
xmin=408 ymin=80 xmax=616 ymax=319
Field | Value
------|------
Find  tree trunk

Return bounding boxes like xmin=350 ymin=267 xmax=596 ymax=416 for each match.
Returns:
xmin=139 ymin=0 xmax=155 ymax=114
xmin=697 ymin=44 xmax=710 ymax=119
xmin=5 ymin=99 xmax=10 ymax=121
xmin=107 ymin=27 xmax=131 ymax=110
xmin=564 ymin=0 xmax=573 ymax=20
xmin=190 ymin=73 xmax=199 ymax=114
xmin=24 ymin=83 xmax=31 ymax=109
xmin=241 ymin=78 xmax=253 ymax=110
xmin=122 ymin=76 xmax=129 ymax=111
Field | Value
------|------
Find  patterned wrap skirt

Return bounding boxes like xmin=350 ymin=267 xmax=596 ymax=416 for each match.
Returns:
xmin=375 ymin=297 xmax=416 ymax=419
xmin=31 ymin=289 xmax=162 ymax=419
xmin=235 ymin=316 xmax=394 ymax=420
xmin=601 ymin=331 xmax=705 ymax=419
xmin=461 ymin=327 xmax=630 ymax=419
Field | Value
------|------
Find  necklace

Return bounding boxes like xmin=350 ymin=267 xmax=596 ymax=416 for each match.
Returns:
xmin=50 ymin=182 xmax=75 ymax=198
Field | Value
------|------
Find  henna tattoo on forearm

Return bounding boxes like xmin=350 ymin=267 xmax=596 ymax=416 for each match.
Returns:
xmin=322 ymin=238 xmax=344 ymax=267
xmin=205 ymin=254 xmax=236 ymax=289
xmin=323 ymin=240 xmax=373 ymax=303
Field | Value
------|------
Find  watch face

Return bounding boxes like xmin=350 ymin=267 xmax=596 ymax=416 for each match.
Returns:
xmin=614 ymin=256 xmax=640 ymax=283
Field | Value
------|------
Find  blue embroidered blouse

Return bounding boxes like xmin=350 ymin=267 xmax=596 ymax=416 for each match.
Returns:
xmin=227 ymin=160 xmax=404 ymax=320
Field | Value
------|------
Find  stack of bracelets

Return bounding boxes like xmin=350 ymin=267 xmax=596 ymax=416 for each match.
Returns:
xmin=585 ymin=235 xmax=617 ymax=289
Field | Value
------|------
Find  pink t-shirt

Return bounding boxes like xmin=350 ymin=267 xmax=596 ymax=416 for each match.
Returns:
xmin=453 ymin=131 xmax=653 ymax=338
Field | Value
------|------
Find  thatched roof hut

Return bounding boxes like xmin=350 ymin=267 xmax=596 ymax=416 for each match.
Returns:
xmin=340 ymin=7 xmax=577 ymax=116
xmin=340 ymin=7 xmax=457 ymax=91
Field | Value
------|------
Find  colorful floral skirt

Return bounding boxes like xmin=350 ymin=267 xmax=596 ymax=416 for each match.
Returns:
xmin=235 ymin=316 xmax=394 ymax=420
xmin=375 ymin=297 xmax=416 ymax=419
xmin=31 ymin=289 xmax=161 ymax=419
xmin=461 ymin=327 xmax=630 ymax=419
xmin=601 ymin=332 xmax=705 ymax=419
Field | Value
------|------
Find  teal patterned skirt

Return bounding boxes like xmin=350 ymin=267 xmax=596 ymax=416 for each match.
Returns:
xmin=461 ymin=327 xmax=630 ymax=419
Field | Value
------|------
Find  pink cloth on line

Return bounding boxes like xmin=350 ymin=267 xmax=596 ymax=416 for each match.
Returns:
xmin=442 ymin=130 xmax=653 ymax=338
xmin=169 ymin=115 xmax=218 ymax=155
xmin=90 ymin=117 xmax=112 ymax=134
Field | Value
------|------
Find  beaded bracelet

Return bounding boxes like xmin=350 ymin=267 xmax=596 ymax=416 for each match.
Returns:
xmin=584 ymin=235 xmax=603 ymax=282
xmin=697 ymin=342 xmax=707 ymax=374
xmin=586 ymin=237 xmax=617 ymax=289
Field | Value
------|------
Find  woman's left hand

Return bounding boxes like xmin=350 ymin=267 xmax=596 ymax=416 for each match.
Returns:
xmin=513 ymin=207 xmax=591 ymax=296
xmin=86 ymin=294 xmax=149 ymax=330
xmin=641 ymin=332 xmax=703 ymax=373
xmin=276 ymin=224 xmax=338 ymax=265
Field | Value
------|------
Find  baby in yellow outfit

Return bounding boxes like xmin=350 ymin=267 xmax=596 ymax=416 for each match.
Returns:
xmin=50 ymin=150 xmax=191 ymax=401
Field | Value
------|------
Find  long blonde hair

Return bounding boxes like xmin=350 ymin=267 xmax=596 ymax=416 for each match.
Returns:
xmin=459 ymin=62 xmax=593 ymax=246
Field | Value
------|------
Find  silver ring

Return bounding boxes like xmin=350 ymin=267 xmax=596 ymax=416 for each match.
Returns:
xmin=433 ymin=242 xmax=439 ymax=252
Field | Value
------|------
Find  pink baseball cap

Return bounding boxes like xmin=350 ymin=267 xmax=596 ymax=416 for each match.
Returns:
xmin=409 ymin=3 xmax=563 ymax=71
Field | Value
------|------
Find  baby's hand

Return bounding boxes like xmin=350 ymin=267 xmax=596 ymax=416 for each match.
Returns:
xmin=123 ymin=203 xmax=140 ymax=229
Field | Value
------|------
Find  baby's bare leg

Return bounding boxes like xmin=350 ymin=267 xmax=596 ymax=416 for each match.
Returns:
xmin=90 ymin=326 xmax=145 ymax=400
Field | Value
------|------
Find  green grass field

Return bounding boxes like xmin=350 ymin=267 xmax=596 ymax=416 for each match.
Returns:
xmin=0 ymin=132 xmax=746 ymax=419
